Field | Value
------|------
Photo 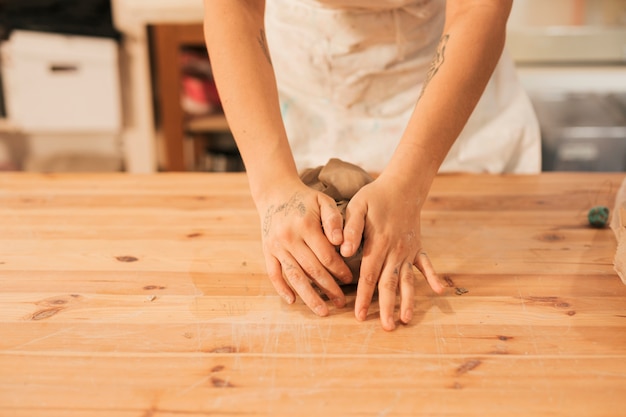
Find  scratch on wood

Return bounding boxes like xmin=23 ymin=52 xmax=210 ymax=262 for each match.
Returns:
xmin=209 ymin=346 xmax=237 ymax=353
xmin=523 ymin=296 xmax=572 ymax=309
xmin=489 ymin=346 xmax=509 ymax=355
xmin=538 ymin=233 xmax=565 ymax=242
xmin=456 ymin=359 xmax=482 ymax=376
xmin=30 ymin=307 xmax=64 ymax=321
xmin=525 ymin=296 xmax=558 ymax=303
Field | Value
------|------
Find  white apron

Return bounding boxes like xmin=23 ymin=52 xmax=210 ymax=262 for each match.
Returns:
xmin=265 ymin=0 xmax=541 ymax=174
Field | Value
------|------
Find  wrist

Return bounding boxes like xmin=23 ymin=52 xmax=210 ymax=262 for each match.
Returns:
xmin=382 ymin=145 xmax=438 ymax=199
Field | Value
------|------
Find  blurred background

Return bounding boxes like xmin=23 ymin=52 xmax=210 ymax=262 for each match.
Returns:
xmin=0 ymin=0 xmax=625 ymax=173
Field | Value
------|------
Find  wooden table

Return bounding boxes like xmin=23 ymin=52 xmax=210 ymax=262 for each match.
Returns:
xmin=1 ymin=172 xmax=626 ymax=416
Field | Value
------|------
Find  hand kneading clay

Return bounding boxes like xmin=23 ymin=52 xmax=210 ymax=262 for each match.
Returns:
xmin=300 ymin=158 xmax=374 ymax=283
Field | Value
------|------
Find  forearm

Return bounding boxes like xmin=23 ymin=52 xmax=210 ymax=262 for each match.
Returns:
xmin=203 ymin=0 xmax=299 ymax=202
xmin=386 ymin=0 xmax=512 ymax=195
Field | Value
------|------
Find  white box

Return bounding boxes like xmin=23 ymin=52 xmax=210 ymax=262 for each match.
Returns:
xmin=0 ymin=30 xmax=121 ymax=133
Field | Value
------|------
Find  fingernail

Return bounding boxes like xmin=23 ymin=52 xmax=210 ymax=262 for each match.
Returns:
xmin=314 ymin=305 xmax=327 ymax=316
xmin=332 ymin=229 xmax=343 ymax=245
xmin=341 ymin=243 xmax=353 ymax=257
xmin=403 ymin=309 xmax=413 ymax=323
xmin=282 ymin=293 xmax=294 ymax=304
xmin=357 ymin=307 xmax=368 ymax=321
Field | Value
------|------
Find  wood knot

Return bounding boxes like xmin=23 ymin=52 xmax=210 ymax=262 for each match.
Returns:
xmin=210 ymin=376 xmax=234 ymax=388
xmin=455 ymin=359 xmax=482 ymax=376
xmin=116 ymin=256 xmax=138 ymax=262
xmin=143 ymin=285 xmax=166 ymax=291
xmin=30 ymin=307 xmax=64 ymax=321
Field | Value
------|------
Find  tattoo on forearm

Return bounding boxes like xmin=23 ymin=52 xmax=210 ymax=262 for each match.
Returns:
xmin=419 ymin=34 xmax=449 ymax=99
xmin=257 ymin=29 xmax=273 ymax=66
xmin=262 ymin=192 xmax=306 ymax=237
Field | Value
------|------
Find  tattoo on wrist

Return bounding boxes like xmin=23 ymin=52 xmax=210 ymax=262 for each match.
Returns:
xmin=419 ymin=33 xmax=449 ymax=99
xmin=257 ymin=29 xmax=273 ymax=66
xmin=262 ymin=193 xmax=306 ymax=237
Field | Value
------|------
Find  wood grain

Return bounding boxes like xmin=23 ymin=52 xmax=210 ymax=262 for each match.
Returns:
xmin=1 ymin=172 xmax=625 ymax=416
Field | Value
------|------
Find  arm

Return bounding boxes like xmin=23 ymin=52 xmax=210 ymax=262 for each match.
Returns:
xmin=389 ymin=0 xmax=512 ymax=183
xmin=342 ymin=0 xmax=513 ymax=330
xmin=203 ymin=0 xmax=353 ymax=315
xmin=203 ymin=1 xmax=293 ymax=195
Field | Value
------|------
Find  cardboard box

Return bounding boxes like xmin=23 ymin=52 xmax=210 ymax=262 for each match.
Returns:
xmin=0 ymin=30 xmax=121 ymax=132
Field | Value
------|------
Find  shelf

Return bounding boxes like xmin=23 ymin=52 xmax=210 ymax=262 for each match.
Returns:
xmin=186 ymin=114 xmax=229 ymax=133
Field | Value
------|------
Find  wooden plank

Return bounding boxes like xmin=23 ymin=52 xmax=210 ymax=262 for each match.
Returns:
xmin=2 ymin=317 xmax=625 ymax=355
xmin=2 ymin=291 xmax=625 ymax=329
xmin=1 ymin=354 xmax=625 ymax=416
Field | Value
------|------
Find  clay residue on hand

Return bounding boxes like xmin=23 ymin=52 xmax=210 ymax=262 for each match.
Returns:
xmin=300 ymin=158 xmax=374 ymax=282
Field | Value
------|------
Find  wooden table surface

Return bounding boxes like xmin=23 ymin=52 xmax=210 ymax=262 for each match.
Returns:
xmin=1 ymin=172 xmax=626 ymax=416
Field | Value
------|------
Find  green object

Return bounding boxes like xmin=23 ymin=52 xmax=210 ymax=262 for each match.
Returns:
xmin=588 ymin=206 xmax=610 ymax=228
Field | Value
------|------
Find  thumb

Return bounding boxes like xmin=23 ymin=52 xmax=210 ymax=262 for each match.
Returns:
xmin=318 ymin=194 xmax=344 ymax=246
xmin=340 ymin=199 xmax=366 ymax=258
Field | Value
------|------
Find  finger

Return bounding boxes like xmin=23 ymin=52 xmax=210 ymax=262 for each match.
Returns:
xmin=319 ymin=195 xmax=344 ymax=246
xmin=341 ymin=199 xmax=366 ymax=258
xmin=377 ymin=261 xmax=401 ymax=331
xmin=293 ymin=240 xmax=347 ymax=307
xmin=266 ymin=255 xmax=295 ymax=304
xmin=399 ymin=262 xmax=416 ymax=324
xmin=280 ymin=254 xmax=330 ymax=316
xmin=354 ymin=243 xmax=384 ymax=322
xmin=414 ymin=251 xmax=445 ymax=294
xmin=304 ymin=230 xmax=353 ymax=285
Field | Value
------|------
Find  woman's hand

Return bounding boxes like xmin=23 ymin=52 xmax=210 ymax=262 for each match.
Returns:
xmin=258 ymin=181 xmax=354 ymax=316
xmin=340 ymin=174 xmax=445 ymax=331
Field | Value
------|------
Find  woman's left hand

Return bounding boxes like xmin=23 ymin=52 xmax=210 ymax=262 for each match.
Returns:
xmin=340 ymin=173 xmax=445 ymax=331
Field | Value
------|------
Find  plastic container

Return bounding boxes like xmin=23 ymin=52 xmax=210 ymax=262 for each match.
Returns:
xmin=0 ymin=30 xmax=121 ymax=132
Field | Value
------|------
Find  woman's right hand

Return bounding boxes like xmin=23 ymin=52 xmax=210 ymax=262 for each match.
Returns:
xmin=203 ymin=0 xmax=353 ymax=317
xmin=257 ymin=181 xmax=354 ymax=316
